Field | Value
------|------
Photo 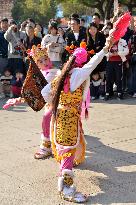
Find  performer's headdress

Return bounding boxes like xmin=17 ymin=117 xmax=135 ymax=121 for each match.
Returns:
xmin=27 ymin=44 xmax=48 ymax=63
xmin=65 ymin=42 xmax=95 ymax=65
xmin=73 ymin=47 xmax=87 ymax=65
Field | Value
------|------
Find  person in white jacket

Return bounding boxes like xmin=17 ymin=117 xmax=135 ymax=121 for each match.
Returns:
xmin=41 ymin=21 xmax=65 ymax=68
xmin=4 ymin=23 xmax=26 ymax=75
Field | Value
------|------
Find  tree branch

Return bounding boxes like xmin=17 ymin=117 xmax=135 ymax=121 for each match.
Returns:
xmin=105 ymin=0 xmax=114 ymax=19
xmin=98 ymin=0 xmax=105 ymax=4
xmin=81 ymin=0 xmax=99 ymax=8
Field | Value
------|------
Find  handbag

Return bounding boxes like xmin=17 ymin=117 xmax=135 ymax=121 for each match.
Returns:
xmin=21 ymin=57 xmax=48 ymax=111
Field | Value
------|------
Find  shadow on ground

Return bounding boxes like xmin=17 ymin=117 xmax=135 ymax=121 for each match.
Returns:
xmin=76 ymin=135 xmax=136 ymax=204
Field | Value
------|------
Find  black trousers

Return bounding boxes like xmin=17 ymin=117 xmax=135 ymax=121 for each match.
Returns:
xmin=90 ymin=84 xmax=105 ymax=97
xmin=106 ymin=61 xmax=123 ymax=95
xmin=8 ymin=58 xmax=25 ymax=76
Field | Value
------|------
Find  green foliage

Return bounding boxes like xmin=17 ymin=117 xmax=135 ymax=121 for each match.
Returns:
xmin=12 ymin=0 xmax=57 ymax=25
xmin=60 ymin=1 xmax=93 ymax=17
xmin=57 ymin=0 xmax=136 ymax=20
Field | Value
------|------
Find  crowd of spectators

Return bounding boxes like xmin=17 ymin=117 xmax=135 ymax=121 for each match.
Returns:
xmin=0 ymin=8 xmax=136 ymax=101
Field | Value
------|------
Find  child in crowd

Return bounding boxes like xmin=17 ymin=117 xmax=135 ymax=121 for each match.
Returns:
xmin=0 ymin=69 xmax=13 ymax=98
xmin=90 ymin=70 xmax=105 ymax=100
xmin=11 ymin=71 xmax=24 ymax=98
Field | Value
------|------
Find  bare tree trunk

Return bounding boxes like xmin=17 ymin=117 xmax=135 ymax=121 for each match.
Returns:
xmin=97 ymin=1 xmax=105 ymax=20
xmin=96 ymin=0 xmax=114 ymax=21
xmin=97 ymin=6 xmax=105 ymax=20
xmin=105 ymin=0 xmax=114 ymax=20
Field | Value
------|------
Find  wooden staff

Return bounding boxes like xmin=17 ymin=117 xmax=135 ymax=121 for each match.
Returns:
xmin=114 ymin=0 xmax=119 ymax=16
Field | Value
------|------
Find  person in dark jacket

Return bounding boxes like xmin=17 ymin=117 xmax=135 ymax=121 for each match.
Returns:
xmin=92 ymin=13 xmax=104 ymax=31
xmin=23 ymin=24 xmax=41 ymax=50
xmin=87 ymin=23 xmax=106 ymax=53
xmin=65 ymin=18 xmax=87 ymax=47
xmin=87 ymin=22 xmax=106 ymax=74
xmin=23 ymin=24 xmax=41 ymax=75
xmin=0 ymin=18 xmax=9 ymax=75
xmin=62 ymin=17 xmax=87 ymax=63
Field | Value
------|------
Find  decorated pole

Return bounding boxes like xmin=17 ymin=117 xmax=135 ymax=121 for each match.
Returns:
xmin=114 ymin=0 xmax=119 ymax=15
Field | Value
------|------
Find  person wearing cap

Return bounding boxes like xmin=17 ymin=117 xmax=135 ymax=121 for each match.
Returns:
xmin=41 ymin=21 xmax=65 ymax=69
xmin=41 ymin=37 xmax=113 ymax=203
xmin=4 ymin=20 xmax=26 ymax=75
xmin=0 ymin=18 xmax=9 ymax=75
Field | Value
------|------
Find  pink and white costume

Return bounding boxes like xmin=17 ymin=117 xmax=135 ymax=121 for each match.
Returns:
xmin=35 ymin=68 xmax=61 ymax=157
xmin=41 ymin=49 xmax=106 ymax=202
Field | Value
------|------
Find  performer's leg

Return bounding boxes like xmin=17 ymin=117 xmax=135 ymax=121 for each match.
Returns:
xmin=58 ymin=150 xmax=87 ymax=203
xmin=34 ymin=109 xmax=52 ymax=159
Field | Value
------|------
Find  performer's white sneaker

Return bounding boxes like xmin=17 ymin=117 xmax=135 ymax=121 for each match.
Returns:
xmin=58 ymin=169 xmax=87 ymax=203
xmin=60 ymin=186 xmax=87 ymax=203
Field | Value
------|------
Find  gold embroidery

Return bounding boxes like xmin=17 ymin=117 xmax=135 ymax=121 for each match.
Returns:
xmin=51 ymin=77 xmax=86 ymax=165
xmin=42 ymin=141 xmax=51 ymax=148
xmin=63 ymin=174 xmax=74 ymax=186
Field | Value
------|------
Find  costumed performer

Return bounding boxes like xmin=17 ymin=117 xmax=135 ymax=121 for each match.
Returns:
xmin=3 ymin=45 xmax=60 ymax=160
xmin=28 ymin=45 xmax=61 ymax=159
xmin=41 ymin=37 xmax=113 ymax=203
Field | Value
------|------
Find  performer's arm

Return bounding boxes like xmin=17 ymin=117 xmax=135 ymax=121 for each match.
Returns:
xmin=41 ymin=70 xmax=61 ymax=103
xmin=4 ymin=26 xmax=14 ymax=42
xmin=3 ymin=97 xmax=25 ymax=110
xmin=70 ymin=48 xmax=108 ymax=92
xmin=41 ymin=83 xmax=53 ymax=104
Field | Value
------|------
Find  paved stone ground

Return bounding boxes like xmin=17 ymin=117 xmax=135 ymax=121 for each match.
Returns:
xmin=0 ymin=98 xmax=136 ymax=205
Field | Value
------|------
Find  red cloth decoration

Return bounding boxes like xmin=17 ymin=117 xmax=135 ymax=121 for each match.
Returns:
xmin=110 ymin=12 xmax=131 ymax=42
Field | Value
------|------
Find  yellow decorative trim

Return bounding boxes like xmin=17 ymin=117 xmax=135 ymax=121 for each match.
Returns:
xmin=63 ymin=175 xmax=74 ymax=186
xmin=42 ymin=141 xmax=51 ymax=149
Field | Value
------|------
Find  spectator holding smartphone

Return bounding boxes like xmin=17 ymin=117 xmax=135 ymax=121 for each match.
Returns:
xmin=41 ymin=21 xmax=65 ymax=68
xmin=4 ymin=20 xmax=26 ymax=75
